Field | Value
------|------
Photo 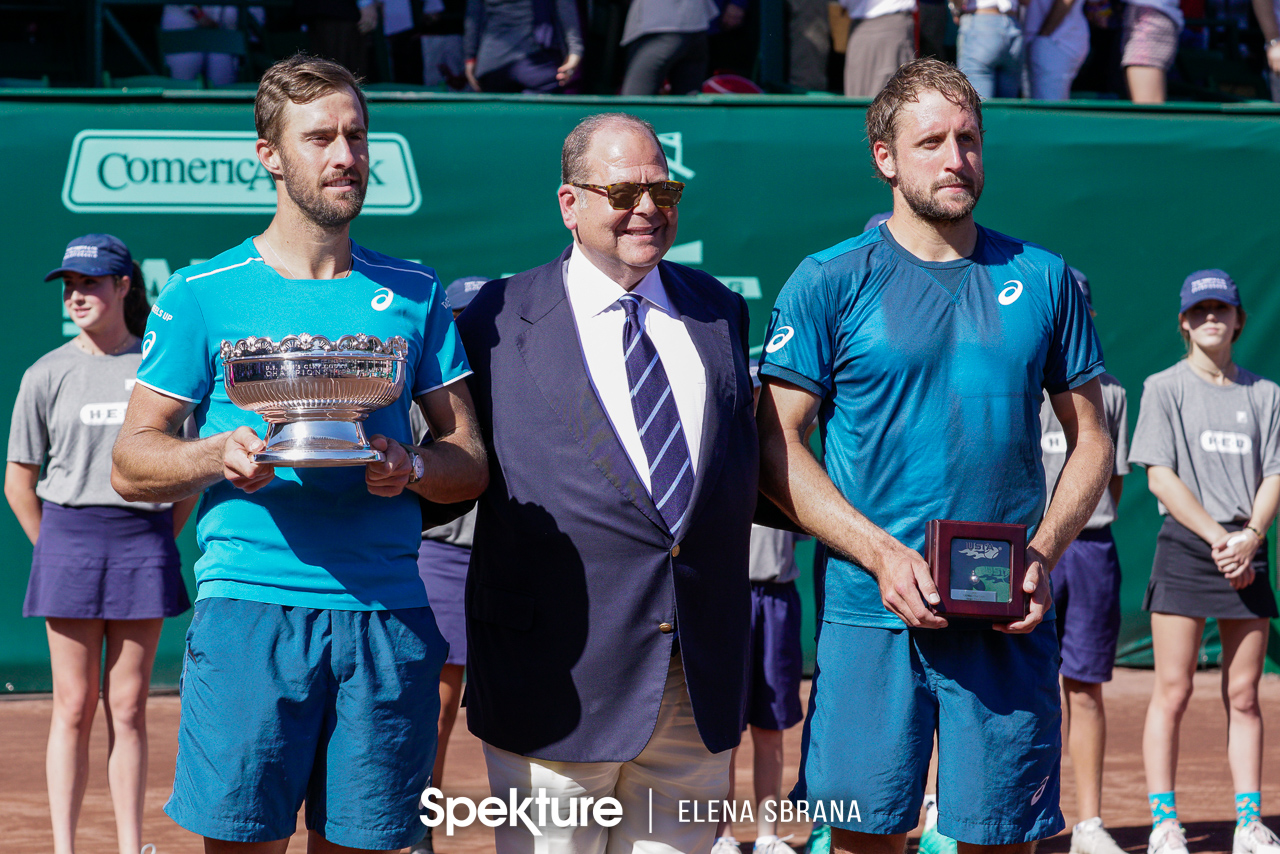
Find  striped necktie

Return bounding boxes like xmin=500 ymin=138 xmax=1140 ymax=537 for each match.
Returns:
xmin=619 ymin=293 xmax=693 ymax=535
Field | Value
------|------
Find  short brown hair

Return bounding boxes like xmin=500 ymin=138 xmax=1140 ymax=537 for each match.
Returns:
xmin=561 ymin=113 xmax=666 ymax=184
xmin=865 ymin=59 xmax=983 ymax=183
xmin=255 ymin=54 xmax=368 ymax=146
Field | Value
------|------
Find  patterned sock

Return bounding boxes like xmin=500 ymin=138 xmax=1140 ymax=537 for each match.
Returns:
xmin=1149 ymin=792 xmax=1179 ymax=828
xmin=1236 ymin=792 xmax=1262 ymax=830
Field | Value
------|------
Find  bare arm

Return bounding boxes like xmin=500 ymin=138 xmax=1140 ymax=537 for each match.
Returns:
xmin=4 ymin=462 xmax=43 ymax=545
xmin=1000 ymin=377 xmax=1113 ymax=633
xmin=112 ymin=383 xmax=276 ymax=503
xmin=1208 ymin=473 xmax=1280 ymax=589
xmin=1146 ymin=465 xmax=1227 ymax=545
xmin=1252 ymin=0 xmax=1280 ymax=72
xmin=365 ymin=379 xmax=489 ymax=502
xmin=757 ymin=378 xmax=946 ymax=629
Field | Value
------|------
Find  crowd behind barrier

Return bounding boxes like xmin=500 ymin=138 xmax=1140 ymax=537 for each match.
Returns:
xmin=2 ymin=0 xmax=1279 ymax=101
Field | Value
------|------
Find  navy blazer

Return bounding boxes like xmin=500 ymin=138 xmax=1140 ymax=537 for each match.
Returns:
xmin=456 ymin=247 xmax=758 ymax=762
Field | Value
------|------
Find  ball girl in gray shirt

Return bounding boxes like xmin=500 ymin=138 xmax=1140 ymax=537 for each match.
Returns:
xmin=1127 ymin=270 xmax=1280 ymax=854
xmin=4 ymin=235 xmax=195 ymax=854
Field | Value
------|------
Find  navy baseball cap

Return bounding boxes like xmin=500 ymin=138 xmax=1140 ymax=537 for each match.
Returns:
xmin=1179 ymin=269 xmax=1241 ymax=313
xmin=45 ymin=234 xmax=133 ymax=282
xmin=445 ymin=275 xmax=489 ymax=311
xmin=1069 ymin=266 xmax=1091 ymax=308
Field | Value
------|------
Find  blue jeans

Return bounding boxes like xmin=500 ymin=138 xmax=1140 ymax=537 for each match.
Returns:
xmin=957 ymin=13 xmax=1025 ymax=98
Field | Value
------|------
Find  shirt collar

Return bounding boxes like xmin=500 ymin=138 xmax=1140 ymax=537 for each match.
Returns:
xmin=567 ymin=243 xmax=673 ymax=318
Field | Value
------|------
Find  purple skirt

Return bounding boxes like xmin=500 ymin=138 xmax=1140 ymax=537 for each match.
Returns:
xmin=417 ymin=537 xmax=469 ymax=665
xmin=24 ymin=502 xmax=190 ymax=620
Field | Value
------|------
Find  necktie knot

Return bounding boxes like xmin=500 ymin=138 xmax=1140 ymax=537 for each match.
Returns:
xmin=619 ymin=294 xmax=642 ymax=320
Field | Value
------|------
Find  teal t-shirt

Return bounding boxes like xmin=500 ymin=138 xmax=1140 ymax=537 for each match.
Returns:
xmin=136 ymin=238 xmax=471 ymax=610
xmin=760 ymin=224 xmax=1104 ymax=629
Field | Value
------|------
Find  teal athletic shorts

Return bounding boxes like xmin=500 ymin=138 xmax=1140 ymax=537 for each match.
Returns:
xmin=165 ymin=597 xmax=447 ymax=848
xmin=791 ymin=620 xmax=1064 ymax=845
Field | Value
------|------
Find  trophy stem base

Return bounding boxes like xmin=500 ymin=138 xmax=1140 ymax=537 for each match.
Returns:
xmin=253 ymin=420 xmax=384 ymax=468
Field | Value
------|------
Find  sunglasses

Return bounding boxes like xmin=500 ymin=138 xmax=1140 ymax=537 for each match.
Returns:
xmin=571 ymin=181 xmax=685 ymax=210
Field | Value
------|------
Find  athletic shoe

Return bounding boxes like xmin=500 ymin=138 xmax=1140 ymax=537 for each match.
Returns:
xmin=1148 ymin=820 xmax=1189 ymax=854
xmin=140 ymin=846 xmax=157 ymax=854
xmin=410 ymin=825 xmax=435 ymax=854
xmin=712 ymin=835 xmax=743 ymax=854
xmin=806 ymin=824 xmax=831 ymax=854
xmin=1234 ymin=821 xmax=1280 ymax=854
xmin=753 ymin=833 xmax=796 ymax=854
xmin=1071 ymin=817 xmax=1127 ymax=854
xmin=919 ymin=795 xmax=959 ymax=854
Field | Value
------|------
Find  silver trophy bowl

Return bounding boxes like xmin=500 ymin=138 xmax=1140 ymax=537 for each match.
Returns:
xmin=221 ymin=333 xmax=408 ymax=467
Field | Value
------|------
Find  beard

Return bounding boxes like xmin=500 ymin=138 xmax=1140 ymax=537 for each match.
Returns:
xmin=279 ymin=153 xmax=367 ymax=229
xmin=899 ymin=171 xmax=983 ymax=225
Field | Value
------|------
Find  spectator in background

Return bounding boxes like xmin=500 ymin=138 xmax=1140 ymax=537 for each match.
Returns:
xmin=384 ymin=0 xmax=427 ymax=83
xmin=837 ymin=0 xmax=914 ymax=96
xmin=1023 ymin=0 xmax=1090 ymax=99
xmin=787 ymin=0 xmax=831 ymax=89
xmin=1119 ymin=0 xmax=1182 ymax=102
xmin=161 ymin=5 xmax=262 ymax=86
xmin=421 ymin=0 xmax=468 ymax=88
xmin=1252 ymin=0 xmax=1280 ymax=100
xmin=1039 ymin=268 xmax=1129 ymax=854
xmin=5 ymin=234 xmax=194 ymax=854
xmin=297 ymin=0 xmax=373 ymax=78
xmin=1129 ymin=271 xmax=1280 ymax=854
xmin=709 ymin=0 xmax=755 ymax=79
xmin=619 ymin=0 xmax=718 ymax=93
xmin=952 ymin=0 xmax=1023 ymax=98
xmin=464 ymin=0 xmax=583 ymax=92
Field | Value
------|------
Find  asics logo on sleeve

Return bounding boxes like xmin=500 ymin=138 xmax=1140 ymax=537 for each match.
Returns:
xmin=1201 ymin=430 xmax=1252 ymax=455
xmin=765 ymin=326 xmax=795 ymax=353
xmin=142 ymin=331 xmax=157 ymax=359
xmin=997 ymin=281 xmax=1024 ymax=306
xmin=371 ymin=287 xmax=394 ymax=311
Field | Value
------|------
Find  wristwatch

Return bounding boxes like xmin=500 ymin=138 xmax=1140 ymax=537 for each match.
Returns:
xmin=407 ymin=449 xmax=425 ymax=484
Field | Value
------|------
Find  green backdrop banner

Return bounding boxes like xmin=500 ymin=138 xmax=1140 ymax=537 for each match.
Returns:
xmin=2 ymin=92 xmax=1279 ymax=692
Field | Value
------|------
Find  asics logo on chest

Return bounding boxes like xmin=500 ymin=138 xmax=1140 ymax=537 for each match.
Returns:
xmin=997 ymin=280 xmax=1023 ymax=306
xmin=371 ymin=288 xmax=394 ymax=311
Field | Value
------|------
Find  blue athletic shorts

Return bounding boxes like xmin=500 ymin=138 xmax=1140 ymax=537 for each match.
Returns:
xmin=1054 ymin=527 xmax=1122 ymax=684
xmin=165 ymin=597 xmax=447 ymax=849
xmin=791 ymin=620 xmax=1064 ymax=845
xmin=744 ymin=580 xmax=804 ymax=732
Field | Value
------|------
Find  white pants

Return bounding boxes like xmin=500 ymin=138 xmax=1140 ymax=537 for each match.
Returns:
xmin=482 ymin=655 xmax=732 ymax=854
xmin=1025 ymin=29 xmax=1090 ymax=100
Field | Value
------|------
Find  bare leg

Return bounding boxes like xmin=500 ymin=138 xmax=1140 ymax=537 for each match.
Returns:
xmin=307 ymin=829 xmax=403 ymax=852
xmin=832 ymin=829 xmax=907 ymax=854
xmin=1062 ymin=676 xmax=1106 ymax=821
xmin=102 ymin=618 xmax=164 ymax=854
xmin=433 ymin=663 xmax=465 ymax=789
xmin=751 ymin=726 xmax=785 ymax=838
xmin=1217 ymin=618 xmax=1269 ymax=794
xmin=1143 ymin=613 xmax=1204 ymax=795
xmin=205 ymin=839 xmax=290 ymax=853
xmin=715 ymin=745 xmax=740 ymax=841
xmin=46 ymin=617 xmax=106 ymax=854
xmin=957 ymin=845 xmax=1037 ymax=854
xmin=1126 ymin=65 xmax=1167 ymax=104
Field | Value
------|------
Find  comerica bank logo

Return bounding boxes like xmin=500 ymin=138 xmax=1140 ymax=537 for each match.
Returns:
xmin=61 ymin=130 xmax=421 ymax=215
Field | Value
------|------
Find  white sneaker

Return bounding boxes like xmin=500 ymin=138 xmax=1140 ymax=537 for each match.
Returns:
xmin=140 ymin=845 xmax=157 ymax=854
xmin=712 ymin=836 xmax=742 ymax=854
xmin=753 ymin=834 xmax=796 ymax=854
xmin=1149 ymin=820 xmax=1189 ymax=854
xmin=1234 ymin=821 xmax=1280 ymax=854
xmin=1072 ymin=817 xmax=1126 ymax=854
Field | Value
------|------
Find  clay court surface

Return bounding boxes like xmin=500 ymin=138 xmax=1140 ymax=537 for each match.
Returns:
xmin=3 ymin=668 xmax=1278 ymax=854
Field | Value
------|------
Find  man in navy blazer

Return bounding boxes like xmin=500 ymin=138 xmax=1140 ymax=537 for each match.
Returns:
xmin=454 ymin=112 xmax=758 ymax=853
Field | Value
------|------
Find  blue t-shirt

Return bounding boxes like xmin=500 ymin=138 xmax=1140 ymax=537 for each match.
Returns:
xmin=760 ymin=224 xmax=1104 ymax=629
xmin=136 ymin=238 xmax=471 ymax=610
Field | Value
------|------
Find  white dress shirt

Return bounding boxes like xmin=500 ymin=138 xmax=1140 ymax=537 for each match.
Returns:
xmin=564 ymin=244 xmax=707 ymax=494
